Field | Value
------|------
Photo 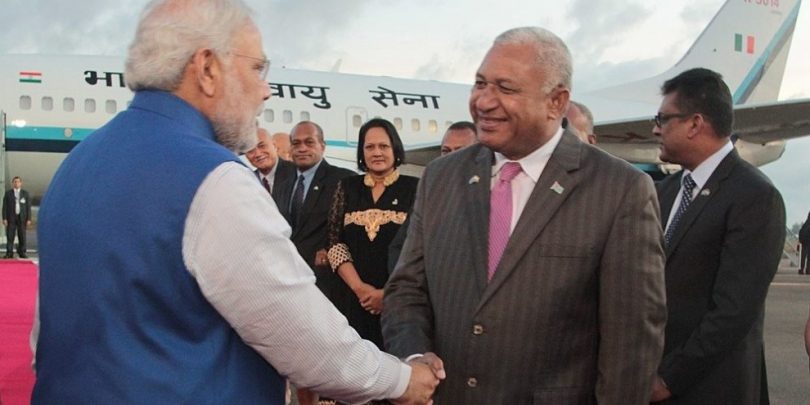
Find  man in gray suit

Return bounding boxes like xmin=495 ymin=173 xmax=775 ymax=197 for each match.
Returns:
xmin=382 ymin=27 xmax=667 ymax=404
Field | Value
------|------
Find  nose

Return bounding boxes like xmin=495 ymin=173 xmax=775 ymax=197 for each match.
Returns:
xmin=472 ymin=86 xmax=497 ymax=113
xmin=262 ymin=81 xmax=271 ymax=101
xmin=652 ymin=123 xmax=662 ymax=137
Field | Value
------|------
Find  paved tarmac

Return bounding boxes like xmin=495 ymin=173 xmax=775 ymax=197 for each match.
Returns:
xmin=764 ymin=267 xmax=810 ymax=404
xmin=12 ymin=229 xmax=810 ymax=402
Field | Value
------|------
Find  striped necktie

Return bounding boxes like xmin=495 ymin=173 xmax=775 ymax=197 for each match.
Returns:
xmin=664 ymin=173 xmax=697 ymax=246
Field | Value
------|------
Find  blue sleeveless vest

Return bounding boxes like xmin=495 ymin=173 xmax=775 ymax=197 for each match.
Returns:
xmin=33 ymin=91 xmax=284 ymax=404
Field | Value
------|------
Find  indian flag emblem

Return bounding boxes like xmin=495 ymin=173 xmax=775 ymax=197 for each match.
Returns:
xmin=19 ymin=71 xmax=42 ymax=83
xmin=734 ymin=34 xmax=755 ymax=54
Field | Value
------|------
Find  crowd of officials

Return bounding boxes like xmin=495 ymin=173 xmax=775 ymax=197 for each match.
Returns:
xmin=25 ymin=0 xmax=802 ymax=404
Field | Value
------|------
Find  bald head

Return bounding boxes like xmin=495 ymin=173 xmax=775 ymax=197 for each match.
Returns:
xmin=566 ymin=101 xmax=596 ymax=145
xmin=271 ymin=132 xmax=292 ymax=161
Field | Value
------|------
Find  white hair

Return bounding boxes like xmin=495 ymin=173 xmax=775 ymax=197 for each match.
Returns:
xmin=494 ymin=27 xmax=573 ymax=93
xmin=125 ymin=0 xmax=253 ymax=92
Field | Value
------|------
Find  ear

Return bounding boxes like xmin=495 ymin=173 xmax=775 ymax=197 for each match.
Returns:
xmin=189 ymin=48 xmax=221 ymax=97
xmin=548 ymin=87 xmax=570 ymax=120
xmin=686 ymin=114 xmax=704 ymax=139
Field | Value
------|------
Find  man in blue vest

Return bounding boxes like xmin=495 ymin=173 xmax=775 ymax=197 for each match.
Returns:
xmin=32 ymin=0 xmax=441 ymax=403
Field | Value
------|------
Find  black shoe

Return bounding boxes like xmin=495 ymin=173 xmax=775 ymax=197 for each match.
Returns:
xmin=18 ymin=254 xmax=28 ymax=259
xmin=3 ymin=254 xmax=13 ymax=259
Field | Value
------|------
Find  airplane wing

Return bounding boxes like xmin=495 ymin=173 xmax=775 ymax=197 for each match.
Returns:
xmin=594 ymin=98 xmax=810 ymax=165
xmin=597 ymin=98 xmax=810 ymax=145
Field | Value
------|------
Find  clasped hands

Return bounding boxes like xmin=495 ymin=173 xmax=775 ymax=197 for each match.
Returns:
xmin=392 ymin=352 xmax=446 ymax=405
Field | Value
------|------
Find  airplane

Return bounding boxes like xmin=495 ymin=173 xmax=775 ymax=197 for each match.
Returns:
xmin=1 ymin=0 xmax=808 ymax=204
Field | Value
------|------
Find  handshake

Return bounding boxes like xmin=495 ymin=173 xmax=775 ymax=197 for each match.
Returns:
xmin=392 ymin=352 xmax=446 ymax=405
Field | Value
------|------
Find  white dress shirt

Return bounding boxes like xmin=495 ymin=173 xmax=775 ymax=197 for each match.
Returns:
xmin=182 ymin=162 xmax=410 ymax=403
xmin=665 ymin=141 xmax=734 ymax=232
xmin=491 ymin=126 xmax=563 ymax=232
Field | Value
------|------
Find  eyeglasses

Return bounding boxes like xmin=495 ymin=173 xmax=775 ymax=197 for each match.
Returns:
xmin=653 ymin=112 xmax=692 ymax=127
xmin=231 ymin=52 xmax=271 ymax=81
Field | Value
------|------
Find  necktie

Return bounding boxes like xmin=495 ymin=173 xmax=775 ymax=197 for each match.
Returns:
xmin=261 ymin=177 xmax=271 ymax=194
xmin=488 ymin=162 xmax=523 ymax=281
xmin=290 ymin=174 xmax=305 ymax=227
xmin=664 ymin=173 xmax=697 ymax=246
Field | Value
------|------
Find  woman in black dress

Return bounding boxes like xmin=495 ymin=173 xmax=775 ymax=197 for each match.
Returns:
xmin=326 ymin=118 xmax=418 ymax=348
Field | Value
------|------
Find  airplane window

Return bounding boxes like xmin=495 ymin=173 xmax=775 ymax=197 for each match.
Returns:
xmin=19 ymin=96 xmax=32 ymax=110
xmin=411 ymin=119 xmax=421 ymax=132
xmin=42 ymin=97 xmax=54 ymax=111
xmin=106 ymin=100 xmax=117 ymax=114
xmin=63 ymin=98 xmax=75 ymax=112
xmin=353 ymin=115 xmax=363 ymax=128
xmin=264 ymin=109 xmax=274 ymax=123
xmin=85 ymin=99 xmax=96 ymax=113
xmin=428 ymin=120 xmax=438 ymax=133
xmin=283 ymin=110 xmax=293 ymax=124
xmin=300 ymin=111 xmax=310 ymax=121
xmin=393 ymin=118 xmax=403 ymax=130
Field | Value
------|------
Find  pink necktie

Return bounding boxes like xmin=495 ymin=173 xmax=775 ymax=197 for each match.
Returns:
xmin=488 ymin=162 xmax=522 ymax=281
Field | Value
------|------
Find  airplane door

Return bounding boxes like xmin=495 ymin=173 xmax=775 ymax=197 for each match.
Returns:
xmin=345 ymin=107 xmax=367 ymax=145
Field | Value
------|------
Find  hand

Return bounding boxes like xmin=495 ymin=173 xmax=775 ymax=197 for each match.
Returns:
xmin=314 ymin=249 xmax=328 ymax=267
xmin=413 ymin=352 xmax=446 ymax=380
xmin=391 ymin=361 xmax=441 ymax=404
xmin=26 ymin=220 xmax=32 ymax=228
xmin=2 ymin=220 xmax=6 ymax=227
xmin=360 ymin=288 xmax=384 ymax=315
xmin=650 ymin=376 xmax=672 ymax=402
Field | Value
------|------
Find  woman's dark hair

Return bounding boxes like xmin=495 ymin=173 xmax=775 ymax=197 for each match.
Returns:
xmin=356 ymin=118 xmax=406 ymax=172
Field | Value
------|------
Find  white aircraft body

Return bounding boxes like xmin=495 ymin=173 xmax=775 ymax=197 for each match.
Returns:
xmin=1 ymin=0 xmax=808 ymax=203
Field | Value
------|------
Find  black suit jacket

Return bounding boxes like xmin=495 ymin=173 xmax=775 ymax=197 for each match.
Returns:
xmin=276 ymin=160 xmax=354 ymax=296
xmin=265 ymin=159 xmax=297 ymax=204
xmin=656 ymin=150 xmax=785 ymax=404
xmin=2 ymin=188 xmax=31 ymax=223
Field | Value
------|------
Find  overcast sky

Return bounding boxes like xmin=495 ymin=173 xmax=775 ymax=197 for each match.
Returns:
xmin=2 ymin=0 xmax=809 ymax=225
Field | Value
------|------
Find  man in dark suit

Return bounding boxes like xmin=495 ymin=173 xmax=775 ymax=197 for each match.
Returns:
xmin=245 ymin=127 xmax=296 ymax=204
xmin=3 ymin=176 xmax=32 ymax=258
xmin=649 ymin=68 xmax=786 ymax=404
xmin=798 ymin=211 xmax=810 ymax=274
xmin=275 ymin=120 xmax=354 ymax=405
xmin=382 ymin=27 xmax=667 ymax=404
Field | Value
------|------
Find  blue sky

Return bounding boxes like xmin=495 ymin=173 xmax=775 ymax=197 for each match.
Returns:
xmin=2 ymin=0 xmax=808 ymax=225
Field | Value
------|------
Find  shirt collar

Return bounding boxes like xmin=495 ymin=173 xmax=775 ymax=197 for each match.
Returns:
xmin=683 ymin=140 xmax=734 ymax=191
xmin=492 ymin=126 xmax=564 ymax=183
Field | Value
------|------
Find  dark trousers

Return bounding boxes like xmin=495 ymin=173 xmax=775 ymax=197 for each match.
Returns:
xmin=801 ymin=244 xmax=809 ymax=273
xmin=6 ymin=214 xmax=26 ymax=255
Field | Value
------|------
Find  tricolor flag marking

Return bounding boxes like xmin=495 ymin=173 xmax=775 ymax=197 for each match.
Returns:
xmin=19 ymin=71 xmax=42 ymax=83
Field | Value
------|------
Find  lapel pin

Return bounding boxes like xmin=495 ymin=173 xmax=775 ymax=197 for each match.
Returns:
xmin=469 ymin=175 xmax=480 ymax=184
xmin=313 ymin=185 xmax=319 ymax=191
xmin=700 ymin=189 xmax=710 ymax=196
xmin=550 ymin=181 xmax=564 ymax=194
xmin=392 ymin=199 xmax=399 ymax=205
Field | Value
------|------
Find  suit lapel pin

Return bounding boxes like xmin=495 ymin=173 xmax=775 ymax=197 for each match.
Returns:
xmin=313 ymin=185 xmax=319 ymax=191
xmin=700 ymin=189 xmax=710 ymax=196
xmin=392 ymin=199 xmax=399 ymax=205
xmin=469 ymin=175 xmax=480 ymax=185
xmin=550 ymin=181 xmax=564 ymax=194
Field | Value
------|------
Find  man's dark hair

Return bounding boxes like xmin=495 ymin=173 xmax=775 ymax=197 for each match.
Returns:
xmin=662 ymin=68 xmax=733 ymax=137
xmin=447 ymin=121 xmax=477 ymax=136
xmin=356 ymin=118 xmax=406 ymax=172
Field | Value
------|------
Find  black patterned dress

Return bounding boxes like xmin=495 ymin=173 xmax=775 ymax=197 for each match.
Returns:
xmin=327 ymin=171 xmax=418 ymax=348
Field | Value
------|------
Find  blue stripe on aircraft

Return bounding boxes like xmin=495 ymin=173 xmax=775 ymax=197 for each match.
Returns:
xmin=733 ymin=1 xmax=801 ymax=104
xmin=6 ymin=126 xmax=94 ymax=142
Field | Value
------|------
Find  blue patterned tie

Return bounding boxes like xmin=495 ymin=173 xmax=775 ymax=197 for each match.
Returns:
xmin=664 ymin=173 xmax=697 ymax=246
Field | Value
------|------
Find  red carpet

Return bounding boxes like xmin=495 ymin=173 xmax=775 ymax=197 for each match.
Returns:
xmin=0 ymin=260 xmax=37 ymax=405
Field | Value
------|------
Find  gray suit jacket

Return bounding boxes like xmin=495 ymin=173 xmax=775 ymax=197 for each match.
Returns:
xmin=656 ymin=150 xmax=785 ymax=404
xmin=383 ymin=131 xmax=667 ymax=404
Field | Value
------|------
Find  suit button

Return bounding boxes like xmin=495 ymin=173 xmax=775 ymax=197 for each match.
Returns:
xmin=467 ymin=377 xmax=478 ymax=388
xmin=472 ymin=324 xmax=484 ymax=335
